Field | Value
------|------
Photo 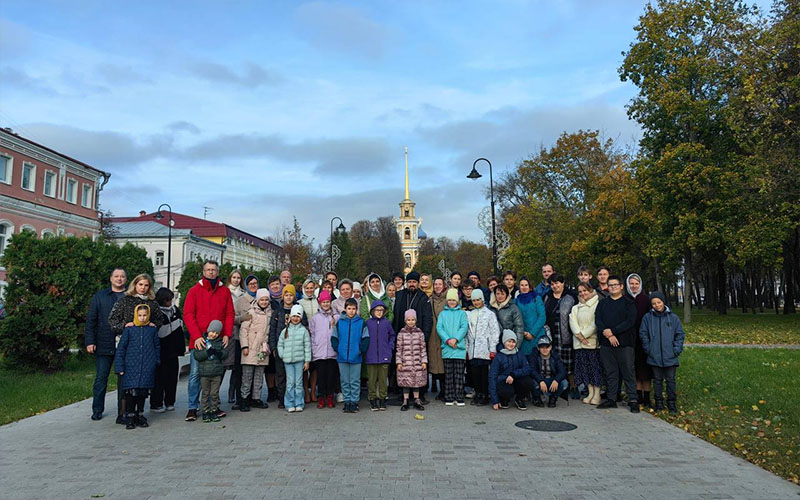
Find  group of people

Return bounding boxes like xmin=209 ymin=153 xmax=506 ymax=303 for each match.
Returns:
xmin=85 ymin=260 xmax=685 ymax=428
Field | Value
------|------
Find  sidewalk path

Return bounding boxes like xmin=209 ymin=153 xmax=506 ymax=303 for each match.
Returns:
xmin=1 ymin=374 xmax=798 ymax=500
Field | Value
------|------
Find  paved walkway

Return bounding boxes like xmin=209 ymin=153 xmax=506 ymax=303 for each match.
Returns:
xmin=1 ymin=374 xmax=798 ymax=500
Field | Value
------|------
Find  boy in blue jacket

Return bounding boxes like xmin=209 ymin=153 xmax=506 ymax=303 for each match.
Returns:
xmin=331 ymin=298 xmax=369 ymax=413
xmin=639 ymin=292 xmax=685 ymax=414
xmin=490 ymin=330 xmax=533 ymax=410
xmin=528 ymin=336 xmax=568 ymax=408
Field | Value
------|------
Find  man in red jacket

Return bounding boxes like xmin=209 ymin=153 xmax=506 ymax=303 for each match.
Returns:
xmin=183 ymin=260 xmax=234 ymax=422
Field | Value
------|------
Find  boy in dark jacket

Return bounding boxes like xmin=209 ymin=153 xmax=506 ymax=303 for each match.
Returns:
xmin=489 ymin=330 xmax=533 ymax=410
xmin=115 ymin=304 xmax=160 ymax=430
xmin=193 ymin=320 xmax=230 ymax=422
xmin=639 ymin=292 xmax=685 ymax=414
xmin=528 ymin=336 xmax=568 ymax=408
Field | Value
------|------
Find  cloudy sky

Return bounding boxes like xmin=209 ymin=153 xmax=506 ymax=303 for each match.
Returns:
xmin=1 ymin=1 xmax=654 ymax=245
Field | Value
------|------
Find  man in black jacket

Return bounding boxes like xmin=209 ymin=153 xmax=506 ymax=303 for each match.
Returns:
xmin=594 ymin=275 xmax=639 ymax=412
xmin=391 ymin=271 xmax=432 ymax=400
xmin=85 ymin=268 xmax=127 ymax=421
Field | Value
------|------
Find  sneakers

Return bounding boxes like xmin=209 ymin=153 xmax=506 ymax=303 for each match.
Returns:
xmin=370 ymin=400 xmax=380 ymax=412
xmin=596 ymin=400 xmax=618 ymax=409
xmin=336 ymin=393 xmax=344 ymax=403
xmin=288 ymin=407 xmax=297 ymax=413
xmin=251 ymin=399 xmax=267 ymax=409
xmin=184 ymin=409 xmax=198 ymax=422
xmin=135 ymin=415 xmax=149 ymax=428
xmin=151 ymin=406 xmax=166 ymax=413
xmin=295 ymin=406 xmax=304 ymax=412
xmin=445 ymin=400 xmax=455 ymax=406
xmin=532 ymin=397 xmax=544 ymax=408
xmin=202 ymin=412 xmax=212 ymax=423
xmin=455 ymin=400 xmax=466 ymax=407
xmin=475 ymin=394 xmax=489 ymax=406
xmin=379 ymin=399 xmax=387 ymax=411
xmin=165 ymin=405 xmax=175 ymax=411
xmin=413 ymin=399 xmax=425 ymax=411
xmin=215 ymin=409 xmax=227 ymax=418
xmin=499 ymin=401 xmax=510 ymax=409
xmin=353 ymin=403 xmax=360 ymax=413
xmin=115 ymin=414 xmax=126 ymax=425
xmin=125 ymin=415 xmax=136 ymax=430
xmin=515 ymin=399 xmax=527 ymax=411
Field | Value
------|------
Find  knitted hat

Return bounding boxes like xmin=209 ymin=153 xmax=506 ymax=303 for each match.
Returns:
xmin=245 ymin=274 xmax=258 ymax=286
xmin=470 ymin=289 xmax=485 ymax=301
xmin=283 ymin=284 xmax=296 ymax=298
xmin=446 ymin=288 xmax=459 ymax=302
xmin=537 ymin=335 xmax=552 ymax=347
xmin=502 ymin=329 xmax=517 ymax=344
xmin=256 ymin=288 xmax=269 ymax=299
xmin=208 ymin=320 xmax=223 ymax=333
xmin=290 ymin=304 xmax=304 ymax=318
xmin=467 ymin=271 xmax=480 ymax=279
xmin=353 ymin=282 xmax=362 ymax=291
xmin=404 ymin=309 xmax=417 ymax=320
xmin=318 ymin=290 xmax=332 ymax=302
xmin=405 ymin=271 xmax=420 ymax=282
xmin=650 ymin=291 xmax=667 ymax=304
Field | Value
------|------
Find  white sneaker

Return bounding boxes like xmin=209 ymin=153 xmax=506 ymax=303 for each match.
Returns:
xmin=465 ymin=392 xmax=474 ymax=399
xmin=151 ymin=406 xmax=166 ymax=413
xmin=336 ymin=393 xmax=344 ymax=403
xmin=445 ymin=401 xmax=455 ymax=406
xmin=295 ymin=406 xmax=303 ymax=412
xmin=456 ymin=400 xmax=466 ymax=407
xmin=165 ymin=405 xmax=175 ymax=411
xmin=287 ymin=407 xmax=296 ymax=413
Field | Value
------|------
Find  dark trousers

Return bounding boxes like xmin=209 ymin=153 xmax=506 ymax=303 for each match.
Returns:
xmin=470 ymin=361 xmax=489 ymax=395
xmin=151 ymin=357 xmax=179 ymax=408
xmin=651 ymin=365 xmax=677 ymax=402
xmin=443 ymin=359 xmax=466 ymax=401
xmin=123 ymin=390 xmax=146 ymax=417
xmin=314 ymin=359 xmax=338 ymax=396
xmin=229 ymin=340 xmax=243 ymax=403
xmin=497 ymin=376 xmax=534 ymax=403
xmin=92 ymin=354 xmax=122 ymax=415
xmin=274 ymin=356 xmax=286 ymax=401
xmin=600 ymin=345 xmax=637 ymax=403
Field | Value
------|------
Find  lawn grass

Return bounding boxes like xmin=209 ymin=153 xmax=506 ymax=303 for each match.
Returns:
xmin=683 ymin=309 xmax=800 ymax=344
xmin=656 ymin=347 xmax=799 ymax=484
xmin=0 ymin=353 xmax=114 ymax=426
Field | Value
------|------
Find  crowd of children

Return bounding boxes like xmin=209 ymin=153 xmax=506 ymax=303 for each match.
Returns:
xmin=108 ymin=265 xmax=685 ymax=428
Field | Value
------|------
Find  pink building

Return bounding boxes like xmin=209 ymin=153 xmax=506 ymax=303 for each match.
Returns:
xmin=0 ymin=127 xmax=110 ymax=292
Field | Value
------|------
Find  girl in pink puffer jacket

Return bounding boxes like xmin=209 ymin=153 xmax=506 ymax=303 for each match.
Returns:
xmin=395 ymin=309 xmax=427 ymax=411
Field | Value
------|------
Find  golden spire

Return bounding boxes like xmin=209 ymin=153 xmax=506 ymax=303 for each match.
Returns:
xmin=404 ymin=146 xmax=409 ymax=200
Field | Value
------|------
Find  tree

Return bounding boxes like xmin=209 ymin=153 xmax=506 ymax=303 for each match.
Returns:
xmin=329 ymin=229 xmax=357 ymax=280
xmin=278 ymin=217 xmax=314 ymax=277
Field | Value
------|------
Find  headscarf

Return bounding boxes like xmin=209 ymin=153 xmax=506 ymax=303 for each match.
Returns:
xmin=626 ymin=273 xmax=644 ymax=298
xmin=268 ymin=276 xmax=283 ymax=300
xmin=364 ymin=272 xmax=386 ymax=299
xmin=301 ymin=279 xmax=316 ymax=300
xmin=420 ymin=273 xmax=433 ymax=297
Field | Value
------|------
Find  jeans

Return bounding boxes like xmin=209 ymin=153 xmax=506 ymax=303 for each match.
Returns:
xmin=187 ymin=353 xmax=200 ymax=410
xmin=600 ymin=345 xmax=637 ymax=403
xmin=533 ymin=378 xmax=569 ymax=399
xmin=92 ymin=354 xmax=122 ymax=415
xmin=338 ymin=362 xmax=361 ymax=403
xmin=651 ymin=365 xmax=677 ymax=402
xmin=284 ymin=362 xmax=305 ymax=409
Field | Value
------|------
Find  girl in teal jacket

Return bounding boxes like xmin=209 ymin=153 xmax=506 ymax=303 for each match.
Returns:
xmin=437 ymin=289 xmax=469 ymax=405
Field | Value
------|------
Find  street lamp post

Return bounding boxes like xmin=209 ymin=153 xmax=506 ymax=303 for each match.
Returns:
xmin=330 ymin=217 xmax=345 ymax=271
xmin=154 ymin=204 xmax=174 ymax=289
xmin=467 ymin=158 xmax=498 ymax=276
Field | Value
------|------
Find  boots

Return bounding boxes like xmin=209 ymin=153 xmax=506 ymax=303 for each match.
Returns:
xmin=239 ymin=397 xmax=251 ymax=412
xmin=667 ymin=400 xmax=678 ymax=414
xmin=582 ymin=386 xmax=592 ymax=404
xmin=641 ymin=391 xmax=651 ymax=408
xmin=653 ymin=399 xmax=665 ymax=412
xmin=589 ymin=385 xmax=601 ymax=405
xmin=317 ymin=397 xmax=326 ymax=409
xmin=547 ymin=395 xmax=558 ymax=408
xmin=327 ymin=393 xmax=335 ymax=408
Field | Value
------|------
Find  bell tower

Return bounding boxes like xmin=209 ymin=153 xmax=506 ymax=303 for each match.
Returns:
xmin=395 ymin=147 xmax=424 ymax=273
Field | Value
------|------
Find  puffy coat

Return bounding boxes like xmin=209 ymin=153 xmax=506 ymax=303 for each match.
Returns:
xmin=490 ymin=295 xmax=525 ymax=345
xmin=466 ymin=306 xmax=501 ymax=361
xmin=85 ymin=288 xmax=125 ymax=355
xmin=193 ymin=335 xmax=228 ymax=377
xmin=395 ymin=326 xmax=428 ymax=388
xmin=515 ymin=293 xmax=546 ymax=355
xmin=331 ymin=315 xmax=369 ymax=364
xmin=527 ymin=349 xmax=567 ymax=384
xmin=308 ymin=307 xmax=338 ymax=361
xmin=569 ymin=294 xmax=599 ymax=350
xmin=115 ymin=325 xmax=160 ymax=390
xmin=277 ymin=323 xmax=312 ymax=364
xmin=364 ymin=300 xmax=396 ymax=365
xmin=240 ymin=304 xmax=272 ymax=366
xmin=108 ymin=295 xmax=167 ymax=336
xmin=639 ymin=306 xmax=685 ymax=367
xmin=233 ymin=293 xmax=256 ymax=341
xmin=489 ymin=351 xmax=532 ymax=404
xmin=299 ymin=295 xmax=319 ymax=320
xmin=436 ymin=304 xmax=468 ymax=360
xmin=183 ymin=279 xmax=234 ymax=349
xmin=427 ymin=291 xmax=447 ymax=374
xmin=269 ymin=304 xmax=308 ymax=356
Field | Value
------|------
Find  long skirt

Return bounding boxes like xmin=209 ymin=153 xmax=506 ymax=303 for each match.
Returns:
xmin=574 ymin=349 xmax=604 ymax=387
xmin=555 ymin=342 xmax=575 ymax=375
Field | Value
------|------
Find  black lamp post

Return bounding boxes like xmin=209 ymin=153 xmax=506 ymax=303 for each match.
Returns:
xmin=154 ymin=204 xmax=174 ymax=289
xmin=330 ymin=217 xmax=345 ymax=271
xmin=467 ymin=158 xmax=498 ymax=276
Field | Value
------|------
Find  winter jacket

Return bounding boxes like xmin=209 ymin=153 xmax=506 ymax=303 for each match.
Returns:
xmin=489 ymin=351 xmax=532 ymax=404
xmin=436 ymin=305 xmax=468 ymax=360
xmin=490 ymin=295 xmax=525 ymax=345
xmin=193 ymin=335 xmax=229 ymax=377
xmin=516 ymin=293 xmax=546 ymax=355
xmin=277 ymin=323 xmax=312 ymax=364
xmin=268 ymin=304 xmax=308 ymax=357
xmin=360 ymin=274 xmax=394 ymax=323
xmin=395 ymin=326 xmax=428 ymax=388
xmin=527 ymin=349 xmax=567 ymax=384
xmin=240 ymin=304 xmax=272 ymax=366
xmin=183 ymin=278 xmax=234 ymax=349
xmin=115 ymin=325 xmax=160 ymax=390
xmin=392 ymin=288 xmax=433 ymax=341
xmin=639 ymin=306 xmax=685 ymax=367
xmin=364 ymin=300 xmax=396 ymax=365
xmin=309 ymin=307 xmax=338 ymax=361
xmin=544 ymin=291 xmax=576 ymax=346
xmin=466 ymin=306 xmax=501 ymax=361
xmin=569 ymin=294 xmax=599 ymax=350
xmin=157 ymin=305 xmax=186 ymax=360
xmin=331 ymin=314 xmax=369 ymax=364
xmin=233 ymin=293 xmax=257 ymax=341
xmin=299 ymin=295 xmax=319 ymax=321
xmin=108 ymin=295 xmax=167 ymax=336
xmin=85 ymin=288 xmax=125 ymax=355
xmin=594 ymin=295 xmax=638 ymax=347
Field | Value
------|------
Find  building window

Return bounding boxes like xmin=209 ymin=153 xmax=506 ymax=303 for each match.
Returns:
xmin=81 ymin=184 xmax=92 ymax=208
xmin=41 ymin=229 xmax=55 ymax=238
xmin=0 ymin=222 xmax=12 ymax=258
xmin=43 ymin=170 xmax=57 ymax=197
xmin=0 ymin=155 xmax=11 ymax=185
xmin=66 ymin=179 xmax=78 ymax=204
xmin=404 ymin=209 xmax=409 ymax=217
xmin=155 ymin=250 xmax=164 ymax=266
xmin=22 ymin=163 xmax=36 ymax=191
xmin=20 ymin=225 xmax=36 ymax=235
xmin=404 ymin=227 xmax=411 ymax=239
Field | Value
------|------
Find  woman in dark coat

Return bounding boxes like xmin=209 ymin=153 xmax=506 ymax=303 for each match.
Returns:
xmin=108 ymin=273 xmax=167 ymax=336
xmin=627 ymin=273 xmax=652 ymax=407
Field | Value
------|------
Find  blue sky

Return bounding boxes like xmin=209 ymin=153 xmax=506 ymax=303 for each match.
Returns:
xmin=1 ymin=1 xmax=654 ymax=245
